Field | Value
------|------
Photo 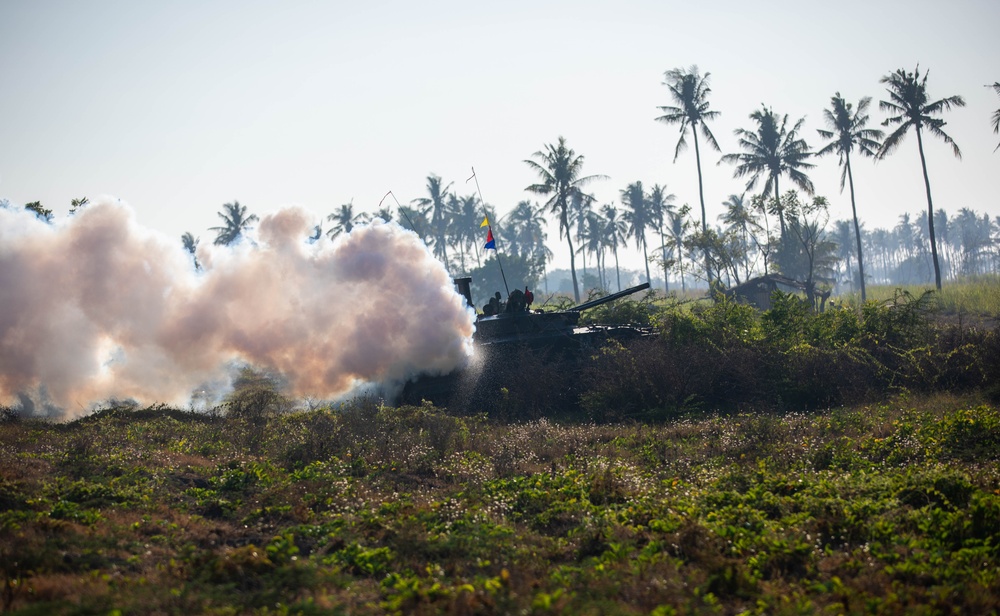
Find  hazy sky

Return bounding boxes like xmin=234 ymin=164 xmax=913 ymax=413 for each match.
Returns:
xmin=2 ymin=0 xmax=998 ymax=273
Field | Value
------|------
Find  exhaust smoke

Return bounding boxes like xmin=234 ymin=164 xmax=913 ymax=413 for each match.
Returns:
xmin=0 ymin=198 xmax=475 ymax=418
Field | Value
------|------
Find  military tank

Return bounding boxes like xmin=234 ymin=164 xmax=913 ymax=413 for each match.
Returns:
xmin=399 ymin=278 xmax=653 ymax=410
xmin=462 ymin=278 xmax=651 ymax=351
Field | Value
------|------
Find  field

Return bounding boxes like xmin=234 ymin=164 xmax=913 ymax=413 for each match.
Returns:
xmin=2 ymin=287 xmax=1000 ymax=615
xmin=838 ymin=276 xmax=1000 ymax=318
xmin=2 ymin=394 xmax=999 ymax=615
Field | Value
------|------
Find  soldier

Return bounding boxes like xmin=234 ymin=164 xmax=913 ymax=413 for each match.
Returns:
xmin=506 ymin=288 xmax=525 ymax=313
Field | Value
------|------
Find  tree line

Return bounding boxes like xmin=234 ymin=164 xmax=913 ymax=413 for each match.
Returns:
xmin=8 ymin=69 xmax=998 ymax=308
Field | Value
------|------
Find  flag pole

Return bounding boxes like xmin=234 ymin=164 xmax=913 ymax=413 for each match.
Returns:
xmin=469 ymin=167 xmax=510 ymax=298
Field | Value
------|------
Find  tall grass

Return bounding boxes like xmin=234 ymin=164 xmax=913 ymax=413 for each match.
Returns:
xmin=838 ymin=275 xmax=1000 ymax=316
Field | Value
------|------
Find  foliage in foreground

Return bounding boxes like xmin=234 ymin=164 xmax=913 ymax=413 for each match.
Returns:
xmin=513 ymin=289 xmax=998 ymax=421
xmin=2 ymin=394 xmax=1000 ymax=614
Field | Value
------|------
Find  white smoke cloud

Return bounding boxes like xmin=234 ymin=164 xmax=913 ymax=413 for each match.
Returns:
xmin=0 ymin=198 xmax=475 ymax=418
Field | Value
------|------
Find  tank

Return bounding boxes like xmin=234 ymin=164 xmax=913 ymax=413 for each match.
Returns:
xmin=470 ymin=281 xmax=652 ymax=351
xmin=399 ymin=279 xmax=653 ymax=409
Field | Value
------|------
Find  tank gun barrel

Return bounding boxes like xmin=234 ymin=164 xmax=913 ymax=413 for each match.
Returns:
xmin=571 ymin=282 xmax=650 ymax=312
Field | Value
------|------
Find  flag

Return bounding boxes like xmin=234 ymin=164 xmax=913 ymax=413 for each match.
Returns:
xmin=484 ymin=227 xmax=495 ymax=250
xmin=480 ymin=216 xmax=489 ymax=228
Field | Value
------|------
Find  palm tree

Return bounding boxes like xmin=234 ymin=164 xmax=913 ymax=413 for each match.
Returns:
xmin=451 ymin=194 xmax=482 ymax=272
xmin=24 ymin=201 xmax=53 ymax=222
xmin=721 ymin=106 xmax=815 ymax=235
xmin=720 ymin=193 xmax=754 ymax=281
xmin=359 ymin=206 xmax=394 ymax=224
xmin=816 ymin=94 xmax=883 ymax=301
xmin=326 ymin=201 xmax=363 ymax=239
xmin=832 ymin=219 xmax=855 ymax=291
xmin=621 ymin=181 xmax=654 ymax=285
xmin=571 ymin=192 xmax=596 ymax=291
xmin=933 ymin=208 xmax=953 ymax=279
xmin=647 ymin=184 xmax=676 ymax=292
xmin=524 ymin=136 xmax=606 ymax=302
xmin=877 ymin=66 xmax=966 ymax=290
xmin=506 ymin=201 xmax=550 ymax=281
xmin=210 ymin=201 xmax=258 ymax=246
xmin=667 ymin=206 xmax=692 ymax=292
xmin=988 ymin=82 xmax=1000 ymax=151
xmin=655 ymin=66 xmax=721 ymax=233
xmin=601 ymin=204 xmax=629 ymax=292
xmin=576 ymin=210 xmax=607 ymax=290
xmin=412 ymin=175 xmax=454 ymax=263
xmin=181 ymin=232 xmax=200 ymax=270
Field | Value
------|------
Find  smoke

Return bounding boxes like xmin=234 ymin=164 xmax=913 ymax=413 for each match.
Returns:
xmin=0 ymin=198 xmax=475 ymax=418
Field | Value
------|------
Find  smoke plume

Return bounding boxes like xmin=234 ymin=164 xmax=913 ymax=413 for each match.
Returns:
xmin=0 ymin=198 xmax=475 ymax=418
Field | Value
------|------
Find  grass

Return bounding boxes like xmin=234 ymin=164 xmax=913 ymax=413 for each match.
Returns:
xmin=838 ymin=275 xmax=1000 ymax=317
xmin=2 ymin=393 xmax=999 ymax=614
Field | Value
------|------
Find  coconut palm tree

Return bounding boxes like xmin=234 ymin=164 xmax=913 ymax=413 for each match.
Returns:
xmin=988 ymin=82 xmax=1000 ymax=151
xmin=601 ymin=204 xmax=629 ymax=292
xmin=668 ymin=206 xmax=692 ymax=292
xmin=816 ymin=94 xmax=883 ymax=301
xmin=359 ymin=206 xmax=394 ymax=224
xmin=933 ymin=208 xmax=954 ymax=279
xmin=655 ymin=66 xmax=721 ymax=233
xmin=524 ymin=136 xmax=606 ymax=302
xmin=506 ymin=200 xmax=551 ymax=282
xmin=451 ymin=194 xmax=482 ymax=272
xmin=326 ymin=201 xmax=363 ymax=239
xmin=647 ymin=184 xmax=676 ymax=292
xmin=576 ymin=210 xmax=607 ymax=290
xmin=412 ymin=175 xmax=454 ymax=263
xmin=210 ymin=201 xmax=258 ymax=246
xmin=720 ymin=193 xmax=755 ymax=281
xmin=181 ymin=232 xmax=200 ymax=270
xmin=621 ymin=181 xmax=654 ymax=285
xmin=877 ymin=66 xmax=966 ymax=290
xmin=721 ymin=106 xmax=815 ymax=235
xmin=571 ymin=192 xmax=597 ymax=291
xmin=832 ymin=219 xmax=855 ymax=291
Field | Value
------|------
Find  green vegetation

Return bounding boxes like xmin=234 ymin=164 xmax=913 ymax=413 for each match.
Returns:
xmin=3 ymin=291 xmax=999 ymax=614
xmin=839 ymin=277 xmax=1000 ymax=317
xmin=2 ymin=395 xmax=999 ymax=615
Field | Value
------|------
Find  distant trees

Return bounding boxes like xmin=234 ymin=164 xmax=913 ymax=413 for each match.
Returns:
xmin=326 ymin=201 xmax=363 ymax=239
xmin=774 ymin=193 xmax=836 ymax=309
xmin=647 ymin=184 xmax=676 ymax=292
xmin=503 ymin=201 xmax=551 ymax=284
xmin=412 ymin=175 xmax=454 ymax=263
xmin=107 ymin=64 xmax=999 ymax=297
xmin=621 ymin=181 xmax=654 ymax=285
xmin=602 ymin=204 xmax=629 ymax=292
xmin=181 ymin=232 xmax=200 ymax=270
xmin=816 ymin=94 xmax=883 ymax=301
xmin=210 ymin=201 xmax=258 ymax=246
xmin=720 ymin=193 xmax=754 ymax=282
xmin=877 ymin=66 xmax=966 ymax=291
xmin=69 ymin=197 xmax=89 ymax=214
xmin=524 ymin=136 xmax=606 ymax=302
xmin=24 ymin=201 xmax=52 ymax=222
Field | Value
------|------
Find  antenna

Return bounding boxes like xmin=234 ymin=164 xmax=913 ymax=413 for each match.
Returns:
xmin=468 ymin=167 xmax=510 ymax=298
xmin=380 ymin=190 xmax=418 ymax=232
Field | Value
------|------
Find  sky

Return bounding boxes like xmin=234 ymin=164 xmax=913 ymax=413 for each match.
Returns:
xmin=2 ymin=0 xmax=998 ymax=274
